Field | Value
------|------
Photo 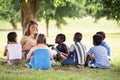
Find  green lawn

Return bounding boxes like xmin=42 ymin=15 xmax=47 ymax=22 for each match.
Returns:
xmin=0 ymin=17 xmax=120 ymax=80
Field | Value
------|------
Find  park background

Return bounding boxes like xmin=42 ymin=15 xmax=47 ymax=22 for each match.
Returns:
xmin=0 ymin=0 xmax=120 ymax=80
xmin=0 ymin=16 xmax=120 ymax=80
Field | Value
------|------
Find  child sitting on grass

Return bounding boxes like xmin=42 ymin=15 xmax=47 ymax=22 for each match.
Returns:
xmin=25 ymin=33 xmax=52 ymax=70
xmin=61 ymin=32 xmax=86 ymax=67
xmin=85 ymin=34 xmax=110 ymax=68
xmin=96 ymin=31 xmax=111 ymax=61
xmin=3 ymin=32 xmax=22 ymax=65
xmin=54 ymin=33 xmax=69 ymax=61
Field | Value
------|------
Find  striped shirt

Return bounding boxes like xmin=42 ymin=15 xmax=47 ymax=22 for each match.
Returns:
xmin=70 ymin=42 xmax=86 ymax=65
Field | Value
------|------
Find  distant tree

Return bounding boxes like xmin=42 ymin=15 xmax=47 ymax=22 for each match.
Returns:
xmin=0 ymin=0 xmax=85 ymax=34
xmin=84 ymin=0 xmax=120 ymax=23
xmin=38 ymin=0 xmax=86 ymax=36
xmin=0 ymin=0 xmax=41 ymax=31
xmin=0 ymin=0 xmax=20 ymax=29
xmin=1 ymin=0 xmax=120 ymax=31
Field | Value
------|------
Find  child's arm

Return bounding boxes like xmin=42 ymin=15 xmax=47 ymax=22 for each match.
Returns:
xmin=20 ymin=36 xmax=28 ymax=52
xmin=3 ymin=45 xmax=7 ymax=56
xmin=62 ymin=52 xmax=68 ymax=57
xmin=64 ymin=45 xmax=69 ymax=54
xmin=61 ymin=44 xmax=69 ymax=57
xmin=67 ymin=52 xmax=72 ymax=58
xmin=20 ymin=40 xmax=25 ymax=51
xmin=50 ymin=52 xmax=53 ymax=60
xmin=84 ymin=55 xmax=91 ymax=67
xmin=26 ymin=47 xmax=34 ymax=61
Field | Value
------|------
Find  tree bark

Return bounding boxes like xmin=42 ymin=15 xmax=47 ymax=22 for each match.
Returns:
xmin=46 ymin=19 xmax=49 ymax=37
xmin=20 ymin=0 xmax=41 ymax=33
xmin=10 ymin=18 xmax=17 ymax=30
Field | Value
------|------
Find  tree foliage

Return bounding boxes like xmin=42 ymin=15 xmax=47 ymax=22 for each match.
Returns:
xmin=38 ymin=0 xmax=86 ymax=36
xmin=0 ymin=0 xmax=120 ymax=31
xmin=84 ymin=0 xmax=120 ymax=23
xmin=0 ymin=0 xmax=20 ymax=29
xmin=39 ymin=0 xmax=85 ymax=28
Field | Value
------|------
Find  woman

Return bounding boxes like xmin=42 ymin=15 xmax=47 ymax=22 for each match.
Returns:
xmin=20 ymin=20 xmax=38 ymax=59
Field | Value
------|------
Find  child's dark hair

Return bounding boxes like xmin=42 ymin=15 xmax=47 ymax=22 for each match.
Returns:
xmin=7 ymin=32 xmax=17 ymax=43
xmin=93 ymin=34 xmax=103 ymax=45
xmin=96 ymin=31 xmax=105 ymax=40
xmin=74 ymin=32 xmax=82 ymax=42
xmin=57 ymin=33 xmax=66 ymax=42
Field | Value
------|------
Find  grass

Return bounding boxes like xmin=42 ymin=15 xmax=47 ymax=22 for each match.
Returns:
xmin=0 ymin=61 xmax=120 ymax=80
xmin=0 ymin=17 xmax=120 ymax=80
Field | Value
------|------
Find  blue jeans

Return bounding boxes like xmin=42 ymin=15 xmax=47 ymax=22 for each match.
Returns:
xmin=61 ymin=56 xmax=76 ymax=66
xmin=24 ymin=50 xmax=30 ymax=59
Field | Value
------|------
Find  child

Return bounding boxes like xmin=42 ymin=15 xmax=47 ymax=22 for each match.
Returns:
xmin=54 ymin=33 xmax=69 ymax=61
xmin=61 ymin=32 xmax=86 ymax=66
xmin=25 ymin=33 xmax=52 ymax=70
xmin=3 ymin=32 xmax=22 ymax=65
xmin=85 ymin=34 xmax=110 ymax=68
xmin=96 ymin=31 xmax=111 ymax=60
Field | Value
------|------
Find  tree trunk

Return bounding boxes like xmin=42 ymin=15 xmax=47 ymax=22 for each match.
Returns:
xmin=20 ymin=0 xmax=41 ymax=33
xmin=46 ymin=19 xmax=49 ymax=37
xmin=10 ymin=18 xmax=17 ymax=30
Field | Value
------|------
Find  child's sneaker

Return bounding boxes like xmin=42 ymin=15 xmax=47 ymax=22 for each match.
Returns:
xmin=25 ymin=63 xmax=32 ymax=68
xmin=51 ymin=60 xmax=56 ymax=65
xmin=88 ymin=61 xmax=96 ymax=68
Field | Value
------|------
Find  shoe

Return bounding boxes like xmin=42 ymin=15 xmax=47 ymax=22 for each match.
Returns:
xmin=25 ymin=63 xmax=32 ymax=68
xmin=76 ymin=65 xmax=84 ymax=68
xmin=51 ymin=60 xmax=56 ymax=65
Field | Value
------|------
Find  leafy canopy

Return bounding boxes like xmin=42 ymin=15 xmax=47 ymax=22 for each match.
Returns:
xmin=38 ymin=0 xmax=86 ymax=28
xmin=0 ymin=0 xmax=20 ymax=23
xmin=84 ymin=0 xmax=120 ymax=23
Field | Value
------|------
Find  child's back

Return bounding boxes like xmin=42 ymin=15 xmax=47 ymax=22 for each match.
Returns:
xmin=3 ymin=32 xmax=22 ymax=64
xmin=70 ymin=42 xmax=86 ymax=65
xmin=61 ymin=32 xmax=86 ymax=66
xmin=25 ymin=34 xmax=52 ymax=70
xmin=101 ymin=42 xmax=110 ymax=58
xmin=88 ymin=45 xmax=110 ymax=68
xmin=32 ymin=49 xmax=51 ymax=70
xmin=85 ymin=34 xmax=110 ymax=68
xmin=96 ymin=31 xmax=111 ymax=60
xmin=7 ymin=44 xmax=22 ymax=60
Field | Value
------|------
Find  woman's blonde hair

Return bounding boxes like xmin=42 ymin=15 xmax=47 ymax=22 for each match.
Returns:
xmin=24 ymin=20 xmax=38 ymax=36
xmin=37 ymin=34 xmax=46 ymax=44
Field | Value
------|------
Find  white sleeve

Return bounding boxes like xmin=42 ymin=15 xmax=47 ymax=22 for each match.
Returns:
xmin=69 ymin=45 xmax=74 ymax=52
